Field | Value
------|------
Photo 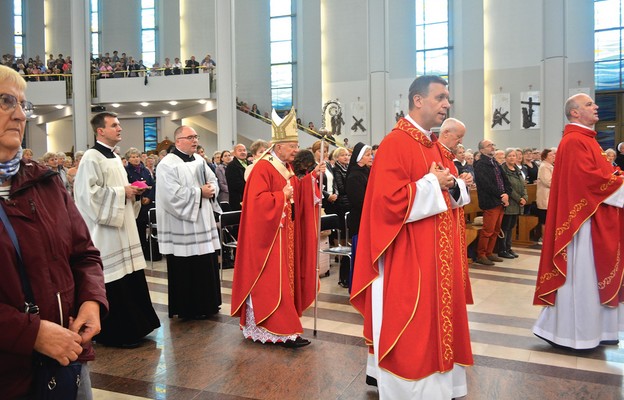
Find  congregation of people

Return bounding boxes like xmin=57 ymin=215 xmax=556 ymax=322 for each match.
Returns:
xmin=1 ymin=51 xmax=217 ymax=81
xmin=4 ymin=60 xmax=624 ymax=399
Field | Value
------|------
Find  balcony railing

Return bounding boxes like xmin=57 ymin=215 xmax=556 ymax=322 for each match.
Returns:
xmin=21 ymin=65 xmax=216 ymax=100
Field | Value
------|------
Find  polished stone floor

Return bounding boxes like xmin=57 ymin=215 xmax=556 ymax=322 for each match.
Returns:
xmin=91 ymin=246 xmax=624 ymax=400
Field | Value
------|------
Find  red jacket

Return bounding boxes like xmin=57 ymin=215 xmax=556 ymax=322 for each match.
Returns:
xmin=0 ymin=160 xmax=108 ymax=399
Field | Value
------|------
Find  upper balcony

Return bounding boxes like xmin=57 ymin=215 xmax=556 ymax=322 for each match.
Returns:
xmin=24 ymin=69 xmax=216 ymax=123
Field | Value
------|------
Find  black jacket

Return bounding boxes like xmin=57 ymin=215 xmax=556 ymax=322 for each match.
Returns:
xmin=225 ymin=158 xmax=247 ymax=211
xmin=474 ymin=155 xmax=512 ymax=210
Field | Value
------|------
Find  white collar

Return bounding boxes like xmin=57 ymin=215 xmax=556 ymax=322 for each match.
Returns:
xmin=405 ymin=115 xmax=432 ymax=139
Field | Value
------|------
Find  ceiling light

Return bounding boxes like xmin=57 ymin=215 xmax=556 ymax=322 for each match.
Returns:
xmin=162 ymin=110 xmax=170 ymax=115
xmin=135 ymin=111 xmax=143 ymax=116
xmin=169 ymin=101 xmax=178 ymax=106
xmin=54 ymin=105 xmax=64 ymax=109
xmin=111 ymin=103 xmax=120 ymax=108
xmin=140 ymin=102 xmax=150 ymax=107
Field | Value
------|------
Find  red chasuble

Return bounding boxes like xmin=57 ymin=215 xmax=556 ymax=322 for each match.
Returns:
xmin=350 ymin=118 xmax=473 ymax=380
xmin=230 ymin=155 xmax=319 ymax=336
xmin=534 ymin=124 xmax=624 ymax=307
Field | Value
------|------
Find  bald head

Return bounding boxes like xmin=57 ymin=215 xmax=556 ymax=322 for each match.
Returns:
xmin=564 ymin=93 xmax=599 ymax=127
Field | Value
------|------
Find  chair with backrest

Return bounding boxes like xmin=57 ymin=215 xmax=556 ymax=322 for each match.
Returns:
xmin=220 ymin=210 xmax=241 ymax=279
xmin=219 ymin=201 xmax=232 ymax=212
xmin=147 ymin=208 xmax=160 ymax=269
xmin=344 ymin=211 xmax=351 ymax=246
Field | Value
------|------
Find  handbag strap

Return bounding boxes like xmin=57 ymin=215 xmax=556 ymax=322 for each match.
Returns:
xmin=0 ymin=200 xmax=38 ymax=312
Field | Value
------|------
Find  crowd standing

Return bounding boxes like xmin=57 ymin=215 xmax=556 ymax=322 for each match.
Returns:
xmin=5 ymin=57 xmax=622 ymax=398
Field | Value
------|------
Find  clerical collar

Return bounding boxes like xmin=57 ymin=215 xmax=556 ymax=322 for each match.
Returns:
xmin=93 ymin=141 xmax=116 ymax=159
xmin=173 ymin=147 xmax=195 ymax=162
xmin=569 ymin=122 xmax=594 ymax=131
xmin=405 ymin=115 xmax=432 ymax=139
xmin=270 ymin=149 xmax=287 ymax=166
xmin=440 ymin=142 xmax=452 ymax=153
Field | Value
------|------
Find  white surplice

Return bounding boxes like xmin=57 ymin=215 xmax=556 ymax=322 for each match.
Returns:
xmin=74 ymin=149 xmax=146 ymax=283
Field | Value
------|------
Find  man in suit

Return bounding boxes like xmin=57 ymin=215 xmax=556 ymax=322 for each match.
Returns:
xmin=226 ymin=143 xmax=248 ymax=211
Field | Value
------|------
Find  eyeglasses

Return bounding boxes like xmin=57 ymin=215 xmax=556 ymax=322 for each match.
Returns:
xmin=178 ymin=134 xmax=199 ymax=141
xmin=0 ymin=93 xmax=34 ymax=117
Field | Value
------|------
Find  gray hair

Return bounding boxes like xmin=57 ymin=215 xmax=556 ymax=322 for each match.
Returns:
xmin=124 ymin=147 xmax=141 ymax=160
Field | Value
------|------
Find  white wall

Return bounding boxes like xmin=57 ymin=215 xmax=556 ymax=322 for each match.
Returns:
xmin=25 ymin=0 xmax=46 ymax=59
xmin=44 ymin=0 xmax=72 ymax=56
xmin=0 ymin=1 xmax=13 ymax=54
xmin=159 ymin=0 xmax=181 ymax=64
xmin=235 ymin=0 xmax=271 ymax=115
xmin=100 ymin=0 xmax=141 ymax=59
xmin=47 ymin=119 xmax=74 ymax=153
xmin=180 ymin=0 xmax=216 ymax=62
xmin=295 ymin=0 xmax=322 ymax=127
xmin=451 ymin=0 xmax=484 ymax=150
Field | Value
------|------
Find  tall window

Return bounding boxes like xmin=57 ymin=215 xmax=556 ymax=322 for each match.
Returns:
xmin=141 ymin=0 xmax=156 ymax=68
xmin=270 ymin=0 xmax=294 ymax=111
xmin=594 ymin=0 xmax=624 ymax=90
xmin=144 ymin=117 xmax=158 ymax=152
xmin=90 ymin=0 xmax=100 ymax=58
xmin=14 ymin=0 xmax=24 ymax=57
xmin=415 ymin=0 xmax=449 ymax=80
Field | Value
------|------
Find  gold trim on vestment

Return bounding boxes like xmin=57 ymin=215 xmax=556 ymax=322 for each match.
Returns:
xmin=554 ymin=199 xmax=588 ymax=239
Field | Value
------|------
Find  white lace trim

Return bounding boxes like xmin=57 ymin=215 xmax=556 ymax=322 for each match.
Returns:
xmin=242 ymin=298 xmax=298 ymax=344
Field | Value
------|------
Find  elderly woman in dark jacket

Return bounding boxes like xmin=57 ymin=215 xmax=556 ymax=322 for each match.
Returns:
xmin=345 ymin=142 xmax=373 ymax=290
xmin=497 ymin=148 xmax=528 ymax=259
xmin=0 ymin=64 xmax=108 ymax=399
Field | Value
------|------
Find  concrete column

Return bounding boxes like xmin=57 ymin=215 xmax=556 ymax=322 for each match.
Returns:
xmin=25 ymin=0 xmax=45 ymax=59
xmin=0 ymin=1 xmax=13 ymax=53
xmin=368 ymin=0 xmax=389 ymax=145
xmin=70 ymin=0 xmax=91 ymax=151
xmin=215 ymin=0 xmax=236 ymax=150
xmin=540 ymin=0 xmax=567 ymax=148
xmin=296 ymin=0 xmax=322 ymax=126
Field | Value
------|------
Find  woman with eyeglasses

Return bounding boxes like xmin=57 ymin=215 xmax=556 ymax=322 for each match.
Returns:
xmin=0 ymin=64 xmax=108 ymax=399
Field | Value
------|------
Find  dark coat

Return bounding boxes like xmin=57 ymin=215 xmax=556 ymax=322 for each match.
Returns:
xmin=0 ymin=161 xmax=108 ymax=398
xmin=226 ymin=158 xmax=247 ymax=211
xmin=345 ymin=142 xmax=371 ymax=236
xmin=474 ymin=155 xmax=512 ymax=210
xmin=332 ymin=162 xmax=351 ymax=212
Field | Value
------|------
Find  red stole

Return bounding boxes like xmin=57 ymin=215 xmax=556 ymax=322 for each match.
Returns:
xmin=438 ymin=143 xmax=474 ymax=305
xmin=230 ymin=157 xmax=319 ymax=335
xmin=534 ymin=124 xmax=624 ymax=306
xmin=350 ymin=118 xmax=473 ymax=380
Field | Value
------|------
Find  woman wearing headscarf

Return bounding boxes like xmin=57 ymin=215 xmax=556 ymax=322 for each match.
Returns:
xmin=345 ymin=142 xmax=373 ymax=290
xmin=0 ymin=64 xmax=108 ymax=399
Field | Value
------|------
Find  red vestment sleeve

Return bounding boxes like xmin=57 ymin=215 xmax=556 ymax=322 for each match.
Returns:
xmin=230 ymin=160 xmax=287 ymax=317
xmin=293 ymin=173 xmax=320 ymax=315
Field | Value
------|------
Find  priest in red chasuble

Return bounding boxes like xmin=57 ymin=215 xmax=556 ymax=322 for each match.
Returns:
xmin=350 ymin=76 xmax=474 ymax=399
xmin=230 ymin=107 xmax=322 ymax=349
xmin=533 ymin=93 xmax=624 ymax=350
